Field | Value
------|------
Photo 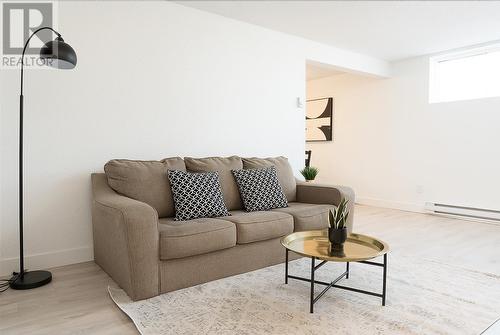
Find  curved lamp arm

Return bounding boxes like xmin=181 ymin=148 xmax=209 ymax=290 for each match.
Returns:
xmin=20 ymin=26 xmax=61 ymax=95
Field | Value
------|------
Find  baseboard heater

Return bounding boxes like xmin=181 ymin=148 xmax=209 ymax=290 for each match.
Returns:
xmin=425 ymin=202 xmax=500 ymax=223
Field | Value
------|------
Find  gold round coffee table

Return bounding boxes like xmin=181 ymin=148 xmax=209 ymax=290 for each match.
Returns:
xmin=281 ymin=230 xmax=389 ymax=313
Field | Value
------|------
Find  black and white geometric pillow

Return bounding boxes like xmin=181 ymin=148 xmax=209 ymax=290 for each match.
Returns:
xmin=232 ymin=166 xmax=288 ymax=212
xmin=167 ymin=170 xmax=230 ymax=221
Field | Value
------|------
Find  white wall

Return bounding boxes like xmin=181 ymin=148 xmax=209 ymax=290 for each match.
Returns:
xmin=0 ymin=1 xmax=389 ymax=275
xmin=307 ymin=56 xmax=500 ymax=212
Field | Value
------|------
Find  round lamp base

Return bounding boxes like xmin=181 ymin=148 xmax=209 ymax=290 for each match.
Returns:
xmin=9 ymin=270 xmax=52 ymax=290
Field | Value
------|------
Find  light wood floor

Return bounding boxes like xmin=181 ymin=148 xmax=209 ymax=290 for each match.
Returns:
xmin=1 ymin=205 xmax=499 ymax=334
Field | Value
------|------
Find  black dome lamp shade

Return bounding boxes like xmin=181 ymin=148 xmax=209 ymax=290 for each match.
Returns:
xmin=39 ymin=36 xmax=77 ymax=69
xmin=9 ymin=27 xmax=76 ymax=291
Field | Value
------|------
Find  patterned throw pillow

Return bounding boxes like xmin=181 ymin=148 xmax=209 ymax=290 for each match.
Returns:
xmin=232 ymin=166 xmax=288 ymax=212
xmin=167 ymin=170 xmax=230 ymax=221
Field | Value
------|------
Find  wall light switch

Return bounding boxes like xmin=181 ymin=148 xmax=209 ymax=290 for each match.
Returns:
xmin=297 ymin=97 xmax=304 ymax=108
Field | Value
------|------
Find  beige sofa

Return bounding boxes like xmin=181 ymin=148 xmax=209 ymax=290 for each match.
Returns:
xmin=91 ymin=156 xmax=354 ymax=301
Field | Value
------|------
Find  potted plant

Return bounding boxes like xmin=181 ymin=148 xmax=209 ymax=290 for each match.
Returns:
xmin=300 ymin=166 xmax=319 ymax=182
xmin=328 ymin=198 xmax=349 ymax=247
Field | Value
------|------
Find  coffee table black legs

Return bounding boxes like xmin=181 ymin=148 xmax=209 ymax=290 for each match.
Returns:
xmin=310 ymin=257 xmax=315 ymax=313
xmin=308 ymin=257 xmax=349 ymax=313
xmin=284 ymin=250 xmax=388 ymax=313
xmin=382 ymin=253 xmax=387 ymax=306
xmin=285 ymin=248 xmax=289 ymax=284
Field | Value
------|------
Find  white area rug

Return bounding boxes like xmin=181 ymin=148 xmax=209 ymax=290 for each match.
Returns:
xmin=109 ymin=255 xmax=500 ymax=335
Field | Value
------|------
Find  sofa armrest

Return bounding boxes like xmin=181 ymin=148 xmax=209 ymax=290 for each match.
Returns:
xmin=91 ymin=173 xmax=159 ymax=300
xmin=296 ymin=182 xmax=355 ymax=232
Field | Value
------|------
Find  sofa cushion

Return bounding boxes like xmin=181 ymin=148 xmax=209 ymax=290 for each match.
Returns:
xmin=218 ymin=210 xmax=293 ymax=244
xmin=185 ymin=156 xmax=243 ymax=211
xmin=242 ymin=156 xmax=296 ymax=202
xmin=272 ymin=202 xmax=335 ymax=232
xmin=167 ymin=170 xmax=230 ymax=221
xmin=159 ymin=217 xmax=236 ymax=260
xmin=104 ymin=157 xmax=185 ymax=218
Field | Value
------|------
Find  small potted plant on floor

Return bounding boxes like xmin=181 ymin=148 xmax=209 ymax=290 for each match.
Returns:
xmin=300 ymin=166 xmax=319 ymax=182
xmin=328 ymin=198 xmax=349 ymax=248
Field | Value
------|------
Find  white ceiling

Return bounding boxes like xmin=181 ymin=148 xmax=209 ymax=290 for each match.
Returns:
xmin=178 ymin=1 xmax=500 ymax=61
xmin=306 ymin=61 xmax=345 ymax=81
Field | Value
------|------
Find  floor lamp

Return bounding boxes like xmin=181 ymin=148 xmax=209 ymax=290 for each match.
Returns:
xmin=9 ymin=27 xmax=77 ymax=290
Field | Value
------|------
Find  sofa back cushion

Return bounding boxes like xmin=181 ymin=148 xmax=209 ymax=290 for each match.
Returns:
xmin=242 ymin=156 xmax=296 ymax=202
xmin=184 ymin=156 xmax=243 ymax=210
xmin=104 ymin=157 xmax=186 ymax=218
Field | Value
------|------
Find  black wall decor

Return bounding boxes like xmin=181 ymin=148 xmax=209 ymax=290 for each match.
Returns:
xmin=306 ymin=97 xmax=333 ymax=142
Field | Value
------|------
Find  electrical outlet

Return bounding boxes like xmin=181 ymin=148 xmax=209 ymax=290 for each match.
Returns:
xmin=416 ymin=185 xmax=424 ymax=194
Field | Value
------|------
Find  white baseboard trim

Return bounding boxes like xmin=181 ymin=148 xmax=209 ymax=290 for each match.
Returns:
xmin=0 ymin=246 xmax=93 ymax=277
xmin=356 ymin=197 xmax=426 ymax=213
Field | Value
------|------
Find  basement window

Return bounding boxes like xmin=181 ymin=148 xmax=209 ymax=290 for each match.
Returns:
xmin=429 ymin=43 xmax=500 ymax=103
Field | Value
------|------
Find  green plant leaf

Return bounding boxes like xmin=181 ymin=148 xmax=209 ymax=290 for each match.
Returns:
xmin=332 ymin=198 xmax=349 ymax=230
xmin=328 ymin=209 xmax=334 ymax=228
xmin=339 ymin=211 xmax=345 ymax=229
xmin=299 ymin=166 xmax=319 ymax=180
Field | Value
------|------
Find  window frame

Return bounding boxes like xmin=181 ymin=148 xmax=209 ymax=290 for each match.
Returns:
xmin=429 ymin=42 xmax=500 ymax=104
